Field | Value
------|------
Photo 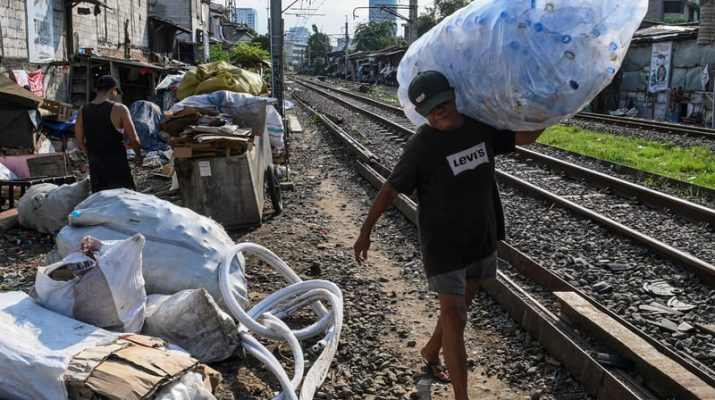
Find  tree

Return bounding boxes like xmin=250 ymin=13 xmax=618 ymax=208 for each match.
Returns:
xmin=209 ymin=43 xmax=231 ymax=62
xmin=353 ymin=21 xmax=406 ymax=51
xmin=433 ymin=0 xmax=471 ymax=20
xmin=417 ymin=13 xmax=437 ymax=37
xmin=230 ymin=43 xmax=270 ymax=70
xmin=251 ymin=34 xmax=270 ymax=53
xmin=307 ymin=24 xmax=331 ymax=73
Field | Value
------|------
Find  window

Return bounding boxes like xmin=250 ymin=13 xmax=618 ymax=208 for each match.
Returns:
xmin=663 ymin=1 xmax=684 ymax=14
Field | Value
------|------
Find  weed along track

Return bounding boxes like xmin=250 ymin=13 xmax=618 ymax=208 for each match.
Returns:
xmin=292 ymin=76 xmax=715 ymax=399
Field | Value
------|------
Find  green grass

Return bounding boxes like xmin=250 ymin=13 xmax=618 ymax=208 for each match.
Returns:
xmin=537 ymin=125 xmax=715 ymax=190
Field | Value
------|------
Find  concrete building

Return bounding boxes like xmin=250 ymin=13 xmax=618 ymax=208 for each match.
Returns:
xmin=149 ymin=0 xmax=211 ymax=64
xmin=369 ymin=0 xmax=397 ymax=29
xmin=646 ymin=1 xmax=700 ymax=22
xmin=596 ymin=24 xmax=715 ymax=126
xmin=0 ymin=0 xmax=166 ymax=104
xmin=235 ymin=8 xmax=257 ymax=31
xmin=284 ymin=41 xmax=308 ymax=73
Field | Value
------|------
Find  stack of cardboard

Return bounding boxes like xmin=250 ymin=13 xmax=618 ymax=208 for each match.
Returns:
xmin=161 ymin=107 xmax=253 ymax=160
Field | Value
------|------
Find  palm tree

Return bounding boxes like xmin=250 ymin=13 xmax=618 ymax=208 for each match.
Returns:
xmin=698 ymin=0 xmax=715 ymax=44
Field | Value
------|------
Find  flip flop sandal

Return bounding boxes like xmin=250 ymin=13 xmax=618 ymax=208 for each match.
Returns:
xmin=421 ymin=357 xmax=451 ymax=383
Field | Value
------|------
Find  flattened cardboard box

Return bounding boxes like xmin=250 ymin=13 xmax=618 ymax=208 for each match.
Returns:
xmin=65 ymin=334 xmax=218 ymax=400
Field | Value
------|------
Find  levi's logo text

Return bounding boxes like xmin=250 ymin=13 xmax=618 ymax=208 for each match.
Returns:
xmin=446 ymin=142 xmax=489 ymax=175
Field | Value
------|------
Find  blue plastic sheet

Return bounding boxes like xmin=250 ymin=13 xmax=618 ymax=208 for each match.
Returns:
xmin=129 ymin=100 xmax=169 ymax=152
xmin=397 ymin=0 xmax=648 ymax=131
xmin=42 ymin=111 xmax=76 ymax=137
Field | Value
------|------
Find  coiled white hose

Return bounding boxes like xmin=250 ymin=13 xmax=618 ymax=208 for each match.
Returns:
xmin=219 ymin=243 xmax=344 ymax=400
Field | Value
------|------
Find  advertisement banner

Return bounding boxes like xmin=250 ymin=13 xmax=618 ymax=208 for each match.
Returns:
xmin=26 ymin=0 xmax=55 ymax=63
xmin=648 ymin=42 xmax=672 ymax=93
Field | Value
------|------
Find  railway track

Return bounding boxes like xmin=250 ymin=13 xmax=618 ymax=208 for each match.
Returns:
xmin=575 ymin=112 xmax=715 ymax=141
xmin=291 ymin=79 xmax=715 ymax=399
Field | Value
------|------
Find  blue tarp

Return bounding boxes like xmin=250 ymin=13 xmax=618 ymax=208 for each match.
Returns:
xmin=129 ymin=100 xmax=169 ymax=151
xmin=42 ymin=111 xmax=77 ymax=137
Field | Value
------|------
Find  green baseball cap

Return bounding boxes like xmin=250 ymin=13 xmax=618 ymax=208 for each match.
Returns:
xmin=408 ymin=70 xmax=455 ymax=117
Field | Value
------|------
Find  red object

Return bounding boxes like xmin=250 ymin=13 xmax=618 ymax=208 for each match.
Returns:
xmin=140 ymin=67 xmax=153 ymax=75
xmin=28 ymin=70 xmax=45 ymax=99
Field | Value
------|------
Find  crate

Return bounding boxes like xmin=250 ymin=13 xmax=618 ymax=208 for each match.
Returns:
xmin=40 ymin=99 xmax=74 ymax=121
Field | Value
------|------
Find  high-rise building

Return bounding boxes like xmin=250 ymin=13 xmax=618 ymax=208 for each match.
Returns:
xmin=287 ymin=26 xmax=311 ymax=43
xmin=369 ymin=0 xmax=398 ymax=29
xmin=235 ymin=8 xmax=258 ymax=31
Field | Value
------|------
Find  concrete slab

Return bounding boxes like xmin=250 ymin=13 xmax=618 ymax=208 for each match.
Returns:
xmin=555 ymin=291 xmax=715 ymax=400
xmin=287 ymin=114 xmax=303 ymax=133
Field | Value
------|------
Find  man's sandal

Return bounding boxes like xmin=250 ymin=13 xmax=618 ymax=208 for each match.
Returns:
xmin=421 ymin=357 xmax=451 ymax=383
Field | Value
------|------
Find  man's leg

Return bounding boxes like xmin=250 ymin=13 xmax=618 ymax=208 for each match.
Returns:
xmin=439 ymin=293 xmax=469 ymax=400
xmin=421 ymin=280 xmax=480 ymax=363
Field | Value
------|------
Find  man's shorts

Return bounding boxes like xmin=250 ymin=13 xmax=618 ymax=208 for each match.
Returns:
xmin=427 ymin=252 xmax=498 ymax=295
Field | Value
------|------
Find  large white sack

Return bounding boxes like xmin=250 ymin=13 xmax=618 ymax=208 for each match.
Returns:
xmin=34 ymin=234 xmax=147 ymax=333
xmin=18 ymin=179 xmax=90 ymax=233
xmin=0 ymin=291 xmax=118 ymax=400
xmin=143 ymin=289 xmax=240 ymax=363
xmin=397 ymin=0 xmax=648 ymax=130
xmin=55 ymin=189 xmax=249 ymax=309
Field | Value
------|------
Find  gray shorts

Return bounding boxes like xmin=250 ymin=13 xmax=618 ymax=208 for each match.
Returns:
xmin=427 ymin=252 xmax=498 ymax=295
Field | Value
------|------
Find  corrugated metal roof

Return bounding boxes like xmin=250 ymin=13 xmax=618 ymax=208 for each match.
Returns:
xmin=632 ymin=24 xmax=699 ymax=43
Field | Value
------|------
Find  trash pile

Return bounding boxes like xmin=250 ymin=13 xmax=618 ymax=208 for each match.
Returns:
xmin=2 ymin=189 xmax=343 ymax=400
xmin=164 ymin=90 xmax=286 ymax=160
xmin=397 ymin=0 xmax=648 ymax=130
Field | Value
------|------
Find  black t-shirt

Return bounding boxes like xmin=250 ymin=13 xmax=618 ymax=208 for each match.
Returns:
xmin=386 ymin=117 xmax=516 ymax=277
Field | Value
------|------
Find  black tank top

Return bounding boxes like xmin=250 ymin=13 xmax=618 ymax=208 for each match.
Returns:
xmin=82 ymin=101 xmax=126 ymax=157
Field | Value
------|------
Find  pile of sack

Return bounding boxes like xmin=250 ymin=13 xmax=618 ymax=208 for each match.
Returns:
xmin=2 ymin=189 xmax=343 ymax=400
xmin=177 ymin=61 xmax=266 ymax=100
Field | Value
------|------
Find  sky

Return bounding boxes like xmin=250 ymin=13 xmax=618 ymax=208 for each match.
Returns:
xmin=231 ymin=0 xmax=435 ymax=43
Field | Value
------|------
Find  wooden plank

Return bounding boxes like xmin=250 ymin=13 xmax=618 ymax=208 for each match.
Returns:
xmin=555 ymin=291 xmax=715 ymax=400
xmin=287 ymin=114 xmax=303 ymax=133
xmin=0 ymin=208 xmax=18 ymax=234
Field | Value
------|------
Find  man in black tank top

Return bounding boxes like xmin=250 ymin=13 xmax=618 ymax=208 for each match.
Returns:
xmin=74 ymin=75 xmax=142 ymax=192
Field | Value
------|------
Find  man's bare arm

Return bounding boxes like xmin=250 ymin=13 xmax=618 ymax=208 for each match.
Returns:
xmin=116 ymin=104 xmax=142 ymax=164
xmin=74 ymin=106 xmax=87 ymax=154
xmin=354 ymin=183 xmax=400 ymax=263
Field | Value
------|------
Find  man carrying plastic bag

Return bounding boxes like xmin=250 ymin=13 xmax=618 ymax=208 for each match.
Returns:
xmin=355 ymin=71 xmax=543 ymax=399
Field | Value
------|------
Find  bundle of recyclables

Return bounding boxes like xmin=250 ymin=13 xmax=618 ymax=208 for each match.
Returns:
xmin=397 ymin=0 xmax=648 ymax=131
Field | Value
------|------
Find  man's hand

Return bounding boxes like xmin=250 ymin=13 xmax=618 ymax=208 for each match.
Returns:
xmin=353 ymin=233 xmax=371 ymax=264
xmin=134 ymin=153 xmax=143 ymax=167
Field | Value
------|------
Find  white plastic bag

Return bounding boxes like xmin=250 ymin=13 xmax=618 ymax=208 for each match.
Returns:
xmin=0 ymin=291 xmax=118 ymax=400
xmin=34 ymin=234 xmax=147 ymax=333
xmin=143 ymin=289 xmax=240 ymax=362
xmin=397 ymin=0 xmax=648 ymax=130
xmin=18 ymin=179 xmax=90 ymax=233
xmin=55 ymin=189 xmax=249 ymax=310
xmin=154 ymin=372 xmax=216 ymax=400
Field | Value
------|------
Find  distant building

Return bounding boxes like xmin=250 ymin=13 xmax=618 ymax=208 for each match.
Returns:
xmin=287 ymin=26 xmax=310 ymax=43
xmin=284 ymin=41 xmax=308 ymax=73
xmin=646 ymin=1 xmax=699 ymax=22
xmin=337 ymin=36 xmax=353 ymax=51
xmin=235 ymin=8 xmax=258 ymax=31
xmin=369 ymin=0 xmax=397 ymax=31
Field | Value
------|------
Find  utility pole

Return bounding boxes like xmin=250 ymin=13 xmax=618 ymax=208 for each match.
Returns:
xmin=270 ymin=0 xmax=284 ymax=116
xmin=344 ymin=16 xmax=350 ymax=80
xmin=409 ymin=0 xmax=418 ymax=43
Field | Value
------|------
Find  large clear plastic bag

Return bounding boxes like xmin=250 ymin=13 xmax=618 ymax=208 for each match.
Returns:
xmin=397 ymin=0 xmax=648 ymax=130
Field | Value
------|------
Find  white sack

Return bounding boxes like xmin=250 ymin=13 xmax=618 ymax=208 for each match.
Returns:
xmin=154 ymin=371 xmax=216 ymax=400
xmin=397 ymin=0 xmax=648 ymax=130
xmin=143 ymin=289 xmax=240 ymax=363
xmin=0 ymin=291 xmax=118 ymax=400
xmin=0 ymin=162 xmax=17 ymax=181
xmin=18 ymin=179 xmax=90 ymax=233
xmin=34 ymin=234 xmax=147 ymax=333
xmin=55 ymin=189 xmax=249 ymax=310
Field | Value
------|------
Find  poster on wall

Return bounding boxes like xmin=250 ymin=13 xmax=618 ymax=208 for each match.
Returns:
xmin=649 ymin=42 xmax=672 ymax=93
xmin=26 ymin=0 xmax=55 ymax=63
